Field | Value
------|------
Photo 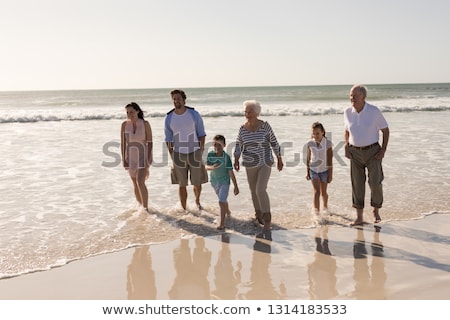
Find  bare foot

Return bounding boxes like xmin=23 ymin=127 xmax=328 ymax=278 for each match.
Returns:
xmin=349 ymin=219 xmax=364 ymax=227
xmin=373 ymin=210 xmax=381 ymax=223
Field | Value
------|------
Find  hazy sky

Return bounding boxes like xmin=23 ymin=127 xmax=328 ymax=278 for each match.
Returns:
xmin=1 ymin=0 xmax=449 ymax=91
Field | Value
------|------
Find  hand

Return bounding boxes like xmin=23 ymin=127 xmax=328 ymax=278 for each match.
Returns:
xmin=345 ymin=145 xmax=352 ymax=159
xmin=277 ymin=159 xmax=284 ymax=171
xmin=234 ymin=161 xmax=240 ymax=171
xmin=375 ymin=148 xmax=386 ymax=160
xmin=234 ymin=186 xmax=239 ymax=195
xmin=306 ymin=173 xmax=311 ymax=180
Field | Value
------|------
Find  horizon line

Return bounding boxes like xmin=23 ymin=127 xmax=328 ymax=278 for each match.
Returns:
xmin=1 ymin=81 xmax=450 ymax=93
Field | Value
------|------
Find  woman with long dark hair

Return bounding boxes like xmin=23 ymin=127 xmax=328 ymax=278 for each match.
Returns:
xmin=121 ymin=102 xmax=153 ymax=213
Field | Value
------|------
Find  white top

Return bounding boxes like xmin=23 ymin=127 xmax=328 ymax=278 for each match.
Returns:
xmin=170 ymin=111 xmax=200 ymax=154
xmin=344 ymin=102 xmax=388 ymax=147
xmin=307 ymin=137 xmax=332 ymax=173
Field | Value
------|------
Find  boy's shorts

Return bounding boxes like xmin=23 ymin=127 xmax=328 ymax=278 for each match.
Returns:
xmin=211 ymin=182 xmax=230 ymax=203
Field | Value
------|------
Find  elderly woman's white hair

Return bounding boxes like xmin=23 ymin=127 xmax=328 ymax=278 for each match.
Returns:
xmin=243 ymin=100 xmax=261 ymax=115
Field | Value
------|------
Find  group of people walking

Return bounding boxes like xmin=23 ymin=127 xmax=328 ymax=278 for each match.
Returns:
xmin=120 ymin=85 xmax=390 ymax=231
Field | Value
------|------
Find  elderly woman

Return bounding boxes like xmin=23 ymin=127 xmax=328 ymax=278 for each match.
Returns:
xmin=234 ymin=100 xmax=283 ymax=232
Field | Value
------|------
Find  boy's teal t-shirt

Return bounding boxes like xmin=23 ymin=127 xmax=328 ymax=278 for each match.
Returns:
xmin=206 ymin=151 xmax=233 ymax=184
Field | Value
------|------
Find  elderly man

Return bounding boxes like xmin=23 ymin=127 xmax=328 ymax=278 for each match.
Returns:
xmin=344 ymin=85 xmax=390 ymax=226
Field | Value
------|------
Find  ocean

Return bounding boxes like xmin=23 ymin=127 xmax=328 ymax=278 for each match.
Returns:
xmin=1 ymin=83 xmax=449 ymax=279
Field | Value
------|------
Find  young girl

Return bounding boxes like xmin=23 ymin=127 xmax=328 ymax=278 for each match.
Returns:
xmin=306 ymin=122 xmax=333 ymax=220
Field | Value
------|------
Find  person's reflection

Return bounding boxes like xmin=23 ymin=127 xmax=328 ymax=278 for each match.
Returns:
xmin=168 ymin=238 xmax=212 ymax=299
xmin=212 ymin=234 xmax=242 ymax=299
xmin=307 ymin=226 xmax=338 ymax=299
xmin=352 ymin=226 xmax=386 ymax=299
xmin=370 ymin=226 xmax=387 ymax=297
xmin=127 ymin=245 xmax=156 ymax=299
xmin=243 ymin=232 xmax=286 ymax=299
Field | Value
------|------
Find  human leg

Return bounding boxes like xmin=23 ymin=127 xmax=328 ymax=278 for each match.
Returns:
xmin=245 ymin=166 xmax=263 ymax=223
xmin=350 ymin=208 xmax=364 ymax=226
xmin=193 ymin=184 xmax=202 ymax=209
xmin=136 ymin=168 xmax=149 ymax=210
xmin=179 ymin=186 xmax=188 ymax=210
xmin=350 ymin=150 xmax=366 ymax=225
xmin=189 ymin=149 xmax=207 ymax=210
xmin=311 ymin=177 xmax=321 ymax=213
xmin=225 ymin=202 xmax=231 ymax=215
xmin=350 ymin=154 xmax=366 ymax=210
xmin=320 ymin=180 xmax=329 ymax=212
xmin=217 ymin=201 xmax=227 ymax=230
xmin=172 ymin=152 xmax=189 ymax=209
xmin=131 ymin=177 xmax=142 ymax=205
xmin=367 ymin=152 xmax=384 ymax=222
xmin=255 ymin=165 xmax=272 ymax=230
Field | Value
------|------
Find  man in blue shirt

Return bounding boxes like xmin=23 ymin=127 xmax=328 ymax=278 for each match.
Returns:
xmin=165 ymin=89 xmax=208 ymax=211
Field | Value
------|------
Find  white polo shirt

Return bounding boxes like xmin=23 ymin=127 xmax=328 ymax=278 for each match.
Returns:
xmin=344 ymin=103 xmax=388 ymax=147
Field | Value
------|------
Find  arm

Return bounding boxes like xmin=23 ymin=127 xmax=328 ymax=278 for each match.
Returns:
xmin=234 ymin=128 xmax=243 ymax=171
xmin=144 ymin=121 xmax=153 ymax=166
xmin=344 ymin=129 xmax=352 ymax=159
xmin=327 ymin=146 xmax=333 ymax=183
xmin=376 ymin=127 xmax=390 ymax=160
xmin=199 ymin=135 xmax=206 ymax=152
xmin=229 ymin=170 xmax=239 ymax=195
xmin=306 ymin=145 xmax=311 ymax=180
xmin=164 ymin=114 xmax=174 ymax=157
xmin=205 ymin=154 xmax=219 ymax=170
xmin=193 ymin=110 xmax=206 ymax=150
xmin=276 ymin=154 xmax=284 ymax=171
xmin=266 ymin=122 xmax=284 ymax=171
xmin=205 ymin=163 xmax=219 ymax=170
xmin=120 ymin=122 xmax=128 ymax=168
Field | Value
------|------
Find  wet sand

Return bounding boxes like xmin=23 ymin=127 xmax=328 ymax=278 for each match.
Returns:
xmin=0 ymin=213 xmax=449 ymax=300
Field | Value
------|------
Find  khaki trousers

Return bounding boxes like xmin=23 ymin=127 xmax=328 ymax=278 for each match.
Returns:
xmin=349 ymin=145 xmax=384 ymax=209
xmin=245 ymin=165 xmax=272 ymax=221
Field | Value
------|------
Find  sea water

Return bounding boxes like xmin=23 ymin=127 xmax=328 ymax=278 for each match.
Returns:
xmin=1 ymin=83 xmax=449 ymax=279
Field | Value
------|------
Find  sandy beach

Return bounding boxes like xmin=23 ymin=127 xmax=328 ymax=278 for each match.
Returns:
xmin=0 ymin=213 xmax=448 ymax=300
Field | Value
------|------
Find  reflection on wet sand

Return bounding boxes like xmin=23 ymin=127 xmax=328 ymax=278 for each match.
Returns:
xmin=240 ymin=232 xmax=286 ymax=299
xmin=122 ymin=222 xmax=426 ymax=300
xmin=127 ymin=245 xmax=156 ymax=299
xmin=211 ymin=234 xmax=242 ymax=299
xmin=307 ymin=226 xmax=338 ymax=299
xmin=168 ymin=238 xmax=212 ymax=299
xmin=351 ymin=226 xmax=387 ymax=299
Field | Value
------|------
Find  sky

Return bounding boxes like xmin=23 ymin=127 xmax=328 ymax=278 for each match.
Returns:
xmin=1 ymin=0 xmax=450 ymax=91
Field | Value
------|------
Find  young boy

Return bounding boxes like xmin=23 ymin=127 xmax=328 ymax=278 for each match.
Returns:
xmin=206 ymin=135 xmax=239 ymax=230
